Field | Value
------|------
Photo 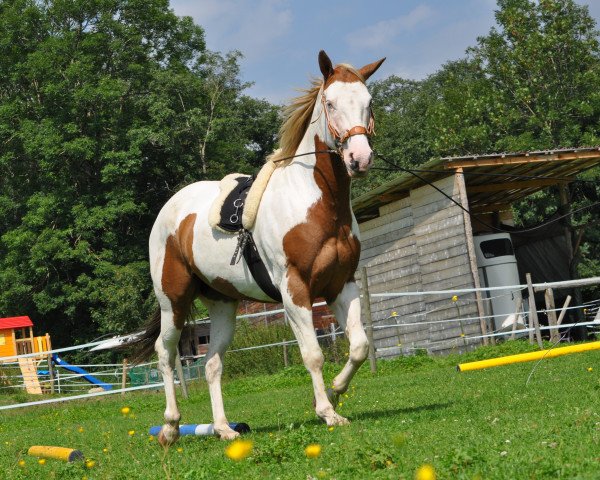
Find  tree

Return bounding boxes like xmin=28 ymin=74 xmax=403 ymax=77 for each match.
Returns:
xmin=0 ymin=0 xmax=278 ymax=345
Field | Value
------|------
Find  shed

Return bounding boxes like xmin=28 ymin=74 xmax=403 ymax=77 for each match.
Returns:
xmin=353 ymin=147 xmax=600 ymax=357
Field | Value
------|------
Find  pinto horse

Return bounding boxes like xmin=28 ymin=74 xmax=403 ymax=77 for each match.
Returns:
xmin=135 ymin=50 xmax=385 ymax=446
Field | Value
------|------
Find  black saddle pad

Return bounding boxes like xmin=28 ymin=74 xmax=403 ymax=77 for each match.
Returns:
xmin=218 ymin=175 xmax=254 ymax=233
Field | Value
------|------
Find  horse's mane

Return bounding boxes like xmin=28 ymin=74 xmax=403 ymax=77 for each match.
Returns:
xmin=268 ymin=64 xmax=365 ymax=166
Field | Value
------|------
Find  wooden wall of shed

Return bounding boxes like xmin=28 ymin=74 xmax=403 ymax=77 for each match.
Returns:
xmin=358 ymin=175 xmax=483 ymax=357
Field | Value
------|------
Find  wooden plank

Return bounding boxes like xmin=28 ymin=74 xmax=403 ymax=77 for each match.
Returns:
xmin=417 ymin=244 xmax=469 ymax=266
xmin=419 ymin=255 xmax=471 ymax=276
xmin=416 ymin=233 xmax=468 ymax=257
xmin=359 ymin=216 xmax=414 ymax=241
xmin=378 ymin=196 xmax=411 ymax=216
xmin=360 ymin=235 xmax=416 ymax=263
xmin=413 ymin=213 xmax=464 ymax=237
xmin=18 ymin=358 xmax=42 ymax=395
xmin=359 ymin=204 xmax=412 ymax=232
xmin=467 ymin=178 xmax=567 ymax=193
xmin=444 ymin=150 xmax=600 ymax=168
xmin=360 ymin=227 xmax=414 ymax=251
xmin=364 ymin=253 xmax=419 ymax=277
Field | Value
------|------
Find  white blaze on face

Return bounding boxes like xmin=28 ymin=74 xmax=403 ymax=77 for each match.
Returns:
xmin=323 ymin=81 xmax=373 ymax=176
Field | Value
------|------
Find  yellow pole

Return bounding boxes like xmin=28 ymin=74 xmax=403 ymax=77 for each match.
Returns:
xmin=457 ymin=341 xmax=600 ymax=372
xmin=28 ymin=446 xmax=84 ymax=462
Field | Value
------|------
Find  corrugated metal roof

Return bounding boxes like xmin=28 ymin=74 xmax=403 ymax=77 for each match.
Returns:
xmin=0 ymin=316 xmax=33 ymax=330
xmin=353 ymin=147 xmax=600 ymax=222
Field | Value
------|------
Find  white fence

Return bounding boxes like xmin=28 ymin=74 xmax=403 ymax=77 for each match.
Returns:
xmin=0 ymin=277 xmax=598 ymax=411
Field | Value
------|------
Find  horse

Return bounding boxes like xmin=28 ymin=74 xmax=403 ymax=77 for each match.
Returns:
xmin=134 ymin=50 xmax=385 ymax=446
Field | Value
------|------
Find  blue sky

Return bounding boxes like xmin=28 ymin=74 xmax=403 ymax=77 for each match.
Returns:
xmin=170 ymin=0 xmax=600 ymax=104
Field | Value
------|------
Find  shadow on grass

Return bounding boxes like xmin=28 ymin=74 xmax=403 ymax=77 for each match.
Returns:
xmin=250 ymin=401 xmax=453 ymax=433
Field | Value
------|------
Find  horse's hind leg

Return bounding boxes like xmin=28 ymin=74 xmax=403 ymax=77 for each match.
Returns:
xmin=154 ymin=304 xmax=186 ymax=446
xmin=202 ymin=296 xmax=239 ymax=440
xmin=328 ymin=282 xmax=369 ymax=396
xmin=152 ymin=243 xmax=198 ymax=446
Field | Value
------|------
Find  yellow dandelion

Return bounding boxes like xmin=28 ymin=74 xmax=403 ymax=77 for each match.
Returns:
xmin=305 ymin=444 xmax=322 ymax=459
xmin=128 ymin=430 xmax=135 ymax=436
xmin=18 ymin=459 xmax=25 ymax=467
xmin=451 ymin=295 xmax=458 ymax=302
xmin=38 ymin=458 xmax=46 ymax=465
xmin=391 ymin=311 xmax=398 ymax=317
xmin=78 ymin=426 xmax=84 ymax=433
xmin=148 ymin=435 xmax=155 ymax=442
xmin=328 ymin=426 xmax=334 ymax=432
xmin=177 ymin=447 xmax=183 ymax=453
xmin=85 ymin=459 xmax=96 ymax=469
xmin=415 ymin=464 xmax=436 ymax=480
xmin=225 ymin=439 xmax=253 ymax=461
xmin=102 ymin=448 xmax=108 ymax=453
xmin=338 ymin=402 xmax=343 ymax=407
xmin=587 ymin=367 xmax=593 ymax=372
xmin=120 ymin=406 xmax=131 ymax=415
xmin=460 ymin=333 xmax=465 ymax=338
xmin=386 ymin=459 xmax=393 ymax=466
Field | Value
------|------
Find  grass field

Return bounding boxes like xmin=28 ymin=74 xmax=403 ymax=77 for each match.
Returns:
xmin=1 ymin=340 xmax=599 ymax=479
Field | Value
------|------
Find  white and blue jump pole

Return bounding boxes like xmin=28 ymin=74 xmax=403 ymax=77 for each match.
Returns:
xmin=149 ymin=423 xmax=251 ymax=437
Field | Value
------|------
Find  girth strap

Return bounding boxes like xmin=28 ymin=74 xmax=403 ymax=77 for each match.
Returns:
xmin=231 ymin=229 xmax=282 ymax=303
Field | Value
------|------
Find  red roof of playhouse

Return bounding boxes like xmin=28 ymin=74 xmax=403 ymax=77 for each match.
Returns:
xmin=0 ymin=316 xmax=34 ymax=330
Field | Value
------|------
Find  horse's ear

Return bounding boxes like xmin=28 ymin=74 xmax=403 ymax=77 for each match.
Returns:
xmin=358 ymin=57 xmax=386 ymax=81
xmin=318 ymin=50 xmax=334 ymax=80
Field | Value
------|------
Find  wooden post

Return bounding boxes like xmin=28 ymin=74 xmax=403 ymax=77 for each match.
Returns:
xmin=455 ymin=168 xmax=490 ymax=345
xmin=283 ymin=339 xmax=289 ymax=368
xmin=175 ymin=349 xmax=188 ymax=399
xmin=121 ymin=358 xmax=128 ymax=395
xmin=526 ymin=273 xmax=544 ymax=348
xmin=556 ymin=295 xmax=571 ymax=326
xmin=545 ymin=288 xmax=560 ymax=343
xmin=360 ymin=266 xmax=377 ymax=373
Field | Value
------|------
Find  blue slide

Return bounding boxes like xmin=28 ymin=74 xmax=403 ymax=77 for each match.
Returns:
xmin=52 ymin=354 xmax=113 ymax=390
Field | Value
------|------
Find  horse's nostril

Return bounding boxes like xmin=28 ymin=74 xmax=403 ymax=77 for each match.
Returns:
xmin=350 ymin=160 xmax=359 ymax=171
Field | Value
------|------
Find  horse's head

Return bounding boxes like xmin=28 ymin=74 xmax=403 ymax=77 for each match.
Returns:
xmin=318 ymin=50 xmax=385 ymax=178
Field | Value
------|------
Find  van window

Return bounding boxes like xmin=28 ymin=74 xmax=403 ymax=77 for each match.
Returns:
xmin=480 ymin=239 xmax=514 ymax=259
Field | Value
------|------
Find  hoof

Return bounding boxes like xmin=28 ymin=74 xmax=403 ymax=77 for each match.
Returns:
xmin=215 ymin=425 xmax=240 ymax=440
xmin=325 ymin=412 xmax=350 ymax=427
xmin=217 ymin=429 xmax=240 ymax=441
xmin=157 ymin=425 xmax=180 ymax=447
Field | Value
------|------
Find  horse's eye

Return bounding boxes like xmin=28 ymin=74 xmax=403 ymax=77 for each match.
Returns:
xmin=326 ymin=101 xmax=335 ymax=111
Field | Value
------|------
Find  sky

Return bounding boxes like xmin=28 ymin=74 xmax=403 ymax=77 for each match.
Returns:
xmin=170 ymin=0 xmax=600 ymax=105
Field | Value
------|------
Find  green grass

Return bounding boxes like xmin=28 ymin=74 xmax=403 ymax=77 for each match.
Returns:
xmin=1 ymin=340 xmax=599 ymax=479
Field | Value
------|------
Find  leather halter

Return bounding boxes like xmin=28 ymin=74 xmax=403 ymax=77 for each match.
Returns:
xmin=320 ymin=92 xmax=375 ymax=149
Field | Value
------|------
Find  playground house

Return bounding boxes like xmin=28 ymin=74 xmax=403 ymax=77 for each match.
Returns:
xmin=0 ymin=316 xmax=50 ymax=359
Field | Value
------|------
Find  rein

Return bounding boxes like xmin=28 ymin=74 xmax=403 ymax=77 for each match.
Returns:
xmin=271 ymin=149 xmax=338 ymax=164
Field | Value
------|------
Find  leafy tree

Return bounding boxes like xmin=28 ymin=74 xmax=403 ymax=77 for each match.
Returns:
xmin=0 ymin=0 xmax=278 ymax=346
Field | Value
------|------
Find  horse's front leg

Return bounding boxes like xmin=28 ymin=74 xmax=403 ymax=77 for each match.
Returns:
xmin=283 ymin=291 xmax=349 ymax=427
xmin=329 ymin=281 xmax=369 ymax=397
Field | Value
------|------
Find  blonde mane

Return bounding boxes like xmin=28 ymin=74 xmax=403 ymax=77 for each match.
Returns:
xmin=268 ymin=78 xmax=323 ymax=165
xmin=268 ymin=64 xmax=365 ymax=166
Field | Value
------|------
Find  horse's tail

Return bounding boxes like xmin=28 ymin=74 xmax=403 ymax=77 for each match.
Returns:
xmin=129 ymin=307 xmax=162 ymax=365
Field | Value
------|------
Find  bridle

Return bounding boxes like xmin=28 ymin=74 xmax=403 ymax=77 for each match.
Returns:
xmin=320 ymin=90 xmax=375 ymax=152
